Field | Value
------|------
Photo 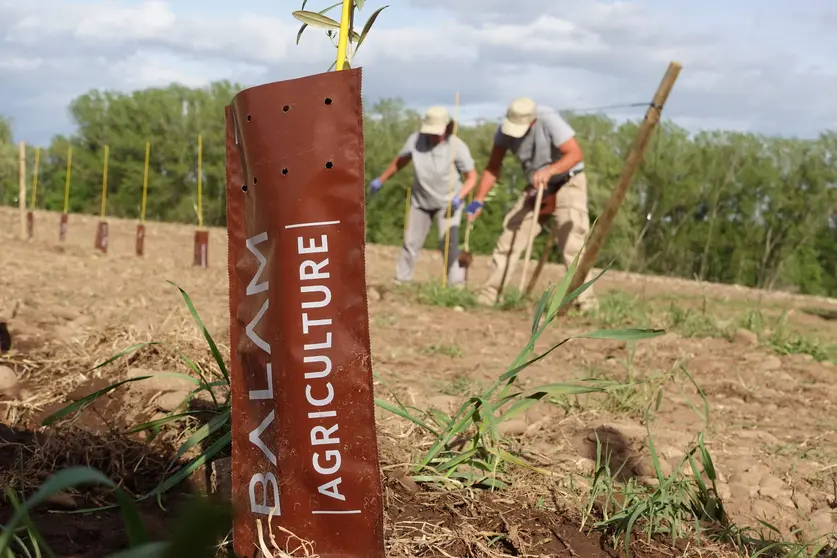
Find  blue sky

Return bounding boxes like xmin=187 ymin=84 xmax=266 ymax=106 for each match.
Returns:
xmin=2 ymin=0 xmax=837 ymax=145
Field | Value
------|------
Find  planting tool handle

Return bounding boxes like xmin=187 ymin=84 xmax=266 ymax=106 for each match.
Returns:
xmin=518 ymin=185 xmax=544 ymax=292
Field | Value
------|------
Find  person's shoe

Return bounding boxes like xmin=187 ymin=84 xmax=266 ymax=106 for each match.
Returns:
xmin=476 ymin=288 xmax=497 ymax=306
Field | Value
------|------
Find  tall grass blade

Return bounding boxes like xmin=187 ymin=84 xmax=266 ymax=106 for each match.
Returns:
xmin=374 ymin=398 xmax=439 ymax=437
xmin=168 ymin=281 xmax=229 ymax=383
xmin=146 ymin=432 xmax=232 ymax=499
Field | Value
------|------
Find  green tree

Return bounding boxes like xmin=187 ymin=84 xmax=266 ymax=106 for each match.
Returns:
xmin=2 ymin=83 xmax=835 ymax=296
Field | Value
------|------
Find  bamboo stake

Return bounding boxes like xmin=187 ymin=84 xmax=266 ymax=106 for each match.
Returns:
xmin=518 ymin=186 xmax=545 ymax=291
xmin=197 ymin=135 xmax=203 ymax=229
xmin=63 ymin=146 xmax=72 ymax=214
xmin=100 ymin=145 xmax=109 ymax=220
xmin=140 ymin=141 xmax=150 ymax=223
xmin=558 ymin=61 xmax=682 ymax=316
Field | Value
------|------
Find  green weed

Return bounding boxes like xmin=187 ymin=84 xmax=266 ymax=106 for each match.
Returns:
xmin=497 ymin=287 xmax=529 ymax=311
xmin=593 ymin=292 xmax=652 ymax=329
xmin=666 ymin=301 xmax=730 ymax=339
xmin=439 ymin=375 xmax=478 ymax=396
xmin=422 ymin=342 xmax=464 ymax=359
xmin=743 ymin=309 xmax=836 ymax=362
xmin=402 ymin=280 xmax=478 ymax=309
xmin=379 ymin=253 xmax=665 ymax=490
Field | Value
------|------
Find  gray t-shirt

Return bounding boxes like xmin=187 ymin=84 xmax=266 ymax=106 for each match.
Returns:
xmin=399 ymin=132 xmax=475 ymax=211
xmin=494 ymin=105 xmax=584 ymax=184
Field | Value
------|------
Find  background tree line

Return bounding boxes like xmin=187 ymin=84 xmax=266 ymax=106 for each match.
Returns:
xmin=1 ymin=81 xmax=836 ymax=295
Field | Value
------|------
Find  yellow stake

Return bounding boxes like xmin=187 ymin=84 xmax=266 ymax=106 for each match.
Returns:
xmin=100 ymin=145 xmax=109 ymax=220
xmin=141 ymin=141 xmax=150 ymax=223
xmin=403 ymin=186 xmax=412 ymax=236
xmin=63 ymin=146 xmax=72 ymax=213
xmin=335 ymin=0 xmax=352 ymax=71
xmin=30 ymin=147 xmax=40 ymax=211
xmin=197 ymin=134 xmax=203 ymax=229
xmin=441 ymin=92 xmax=461 ymax=288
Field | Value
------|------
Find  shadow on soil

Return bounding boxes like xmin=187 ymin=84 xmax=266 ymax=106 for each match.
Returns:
xmin=0 ymin=423 xmax=196 ymax=557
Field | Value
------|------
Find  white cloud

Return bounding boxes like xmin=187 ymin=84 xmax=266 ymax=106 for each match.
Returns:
xmin=1 ymin=0 xmax=835 ymax=144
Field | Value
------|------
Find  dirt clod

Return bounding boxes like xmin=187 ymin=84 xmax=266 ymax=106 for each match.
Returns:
xmin=0 ymin=365 xmax=17 ymax=391
xmin=127 ymin=367 xmax=194 ymax=393
xmin=154 ymin=391 xmax=189 ymax=412
xmin=732 ymin=329 xmax=759 ymax=346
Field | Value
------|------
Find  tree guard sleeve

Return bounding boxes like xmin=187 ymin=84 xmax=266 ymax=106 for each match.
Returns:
xmin=224 ymin=68 xmax=385 ymax=558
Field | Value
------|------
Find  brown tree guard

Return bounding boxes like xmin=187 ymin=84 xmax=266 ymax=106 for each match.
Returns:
xmin=193 ymin=230 xmax=209 ymax=268
xmin=558 ymin=61 xmax=682 ymax=317
xmin=224 ymin=68 xmax=385 ymax=558
xmin=26 ymin=211 xmax=34 ymax=240
xmin=58 ymin=214 xmax=68 ymax=243
xmin=94 ymin=221 xmax=108 ymax=253
xmin=136 ymin=224 xmax=145 ymax=256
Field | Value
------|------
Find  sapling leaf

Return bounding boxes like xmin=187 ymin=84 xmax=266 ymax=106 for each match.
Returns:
xmin=356 ymin=5 xmax=388 ymax=50
xmin=168 ymin=281 xmax=229 ymax=383
xmin=292 ymin=10 xmax=341 ymax=30
xmin=296 ymin=2 xmax=343 ymax=44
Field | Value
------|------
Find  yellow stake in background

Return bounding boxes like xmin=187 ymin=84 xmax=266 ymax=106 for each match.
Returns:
xmin=197 ymin=134 xmax=203 ymax=229
xmin=63 ymin=146 xmax=72 ymax=213
xmin=30 ymin=147 xmax=40 ymax=211
xmin=441 ymin=92 xmax=461 ymax=288
xmin=140 ymin=141 xmax=150 ymax=223
xmin=100 ymin=145 xmax=109 ymax=220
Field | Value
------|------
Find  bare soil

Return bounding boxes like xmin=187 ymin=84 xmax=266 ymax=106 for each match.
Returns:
xmin=2 ymin=207 xmax=837 ymax=557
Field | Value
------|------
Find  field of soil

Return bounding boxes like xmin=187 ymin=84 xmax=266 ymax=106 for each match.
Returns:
xmin=2 ymin=206 xmax=837 ymax=557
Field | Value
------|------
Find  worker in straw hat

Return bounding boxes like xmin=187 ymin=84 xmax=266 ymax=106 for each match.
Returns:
xmin=462 ymin=97 xmax=599 ymax=311
xmin=369 ymin=106 xmax=478 ymax=286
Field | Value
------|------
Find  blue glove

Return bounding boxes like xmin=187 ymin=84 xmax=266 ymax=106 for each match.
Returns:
xmin=369 ymin=177 xmax=383 ymax=194
xmin=465 ymin=200 xmax=484 ymax=216
xmin=451 ymin=195 xmax=463 ymax=211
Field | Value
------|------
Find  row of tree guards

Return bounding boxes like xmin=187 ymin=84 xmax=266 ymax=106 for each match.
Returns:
xmin=16 ymin=135 xmax=209 ymax=268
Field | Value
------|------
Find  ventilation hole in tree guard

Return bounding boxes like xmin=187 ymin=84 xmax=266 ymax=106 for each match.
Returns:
xmin=282 ymin=168 xmax=289 ymax=175
xmin=283 ymin=105 xmax=290 ymax=112
xmin=324 ymin=98 xmax=333 ymax=105
xmin=247 ymin=114 xmax=252 ymax=121
xmin=241 ymin=185 xmax=248 ymax=192
xmin=325 ymin=161 xmax=333 ymax=169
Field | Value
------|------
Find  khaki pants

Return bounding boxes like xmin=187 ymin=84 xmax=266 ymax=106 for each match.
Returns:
xmin=478 ymin=172 xmax=597 ymax=308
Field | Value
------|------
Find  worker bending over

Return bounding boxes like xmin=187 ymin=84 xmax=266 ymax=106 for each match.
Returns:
xmin=370 ymin=106 xmax=478 ymax=286
xmin=463 ymin=97 xmax=599 ymax=310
